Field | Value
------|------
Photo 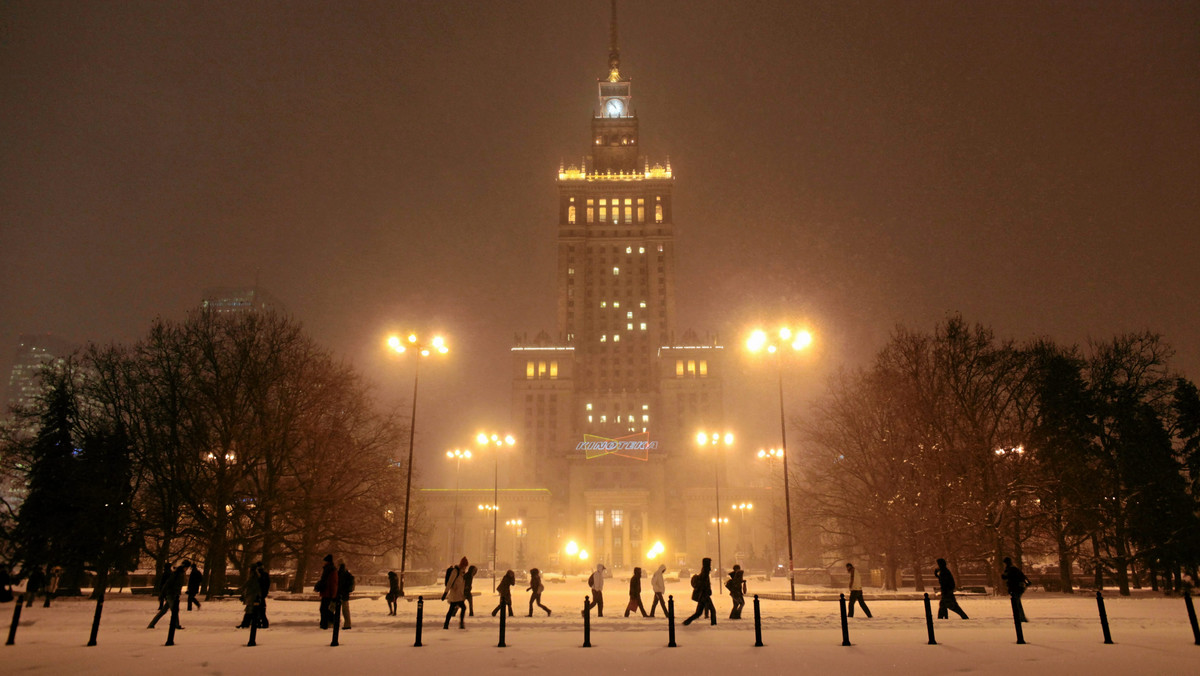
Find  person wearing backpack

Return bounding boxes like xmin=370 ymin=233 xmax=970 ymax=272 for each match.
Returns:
xmin=527 ymin=567 xmax=551 ymax=616
xmin=682 ymin=558 xmax=716 ymax=626
xmin=337 ymin=560 xmax=355 ymax=629
xmin=624 ymin=567 xmax=649 ymax=617
xmin=726 ymin=564 xmax=746 ymax=619
xmin=442 ymin=557 xmax=469 ymax=629
xmin=583 ymin=563 xmax=606 ymax=617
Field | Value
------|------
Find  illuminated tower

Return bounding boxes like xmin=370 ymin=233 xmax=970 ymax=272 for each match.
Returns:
xmin=512 ymin=1 xmax=724 ymax=570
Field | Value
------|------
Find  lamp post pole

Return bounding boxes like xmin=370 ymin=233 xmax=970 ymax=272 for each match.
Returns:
xmin=747 ymin=327 xmax=812 ymax=602
xmin=447 ymin=449 xmax=472 ymax=559
xmin=478 ymin=433 xmax=515 ymax=592
xmin=387 ymin=333 xmax=448 ymax=597
xmin=698 ymin=431 xmax=734 ymax=592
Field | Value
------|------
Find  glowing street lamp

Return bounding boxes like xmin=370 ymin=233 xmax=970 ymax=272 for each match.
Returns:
xmin=386 ymin=331 xmax=449 ymax=597
xmin=477 ymin=432 xmax=515 ymax=591
xmin=747 ymin=325 xmax=814 ymax=601
xmin=446 ymin=449 xmax=472 ymax=557
xmin=697 ymin=430 xmax=734 ymax=592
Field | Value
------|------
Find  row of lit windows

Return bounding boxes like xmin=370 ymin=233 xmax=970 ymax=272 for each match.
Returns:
xmin=525 ymin=361 xmax=559 ymax=379
xmin=566 ymin=244 xmax=665 ymax=254
xmin=566 ymin=197 xmax=665 ymax=225
xmin=586 ymin=414 xmax=651 ymax=424
xmin=595 ymin=509 xmax=624 ymax=527
xmin=676 ymin=360 xmax=709 ymax=377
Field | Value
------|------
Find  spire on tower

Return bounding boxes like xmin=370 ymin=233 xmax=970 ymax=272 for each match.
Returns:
xmin=607 ymin=0 xmax=620 ymax=82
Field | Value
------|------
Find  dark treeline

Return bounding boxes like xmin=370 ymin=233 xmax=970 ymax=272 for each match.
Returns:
xmin=0 ymin=311 xmax=415 ymax=597
xmin=800 ymin=315 xmax=1200 ymax=595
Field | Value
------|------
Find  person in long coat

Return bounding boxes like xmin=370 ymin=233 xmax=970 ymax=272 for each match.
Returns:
xmin=934 ymin=558 xmax=969 ymax=619
xmin=186 ymin=562 xmax=203 ymax=611
xmin=682 ymin=558 xmax=716 ymax=626
xmin=315 ymin=554 xmax=339 ymax=629
xmin=625 ymin=567 xmax=649 ymax=617
xmin=24 ymin=566 xmax=45 ymax=607
xmin=527 ymin=567 xmax=551 ymax=616
xmin=147 ymin=561 xmax=187 ymax=629
xmin=237 ymin=567 xmax=262 ymax=628
xmin=256 ymin=562 xmax=271 ymax=628
xmin=337 ymin=560 xmax=355 ymax=629
xmin=463 ymin=564 xmax=478 ymax=616
xmin=385 ymin=571 xmax=400 ymax=616
xmin=649 ymin=564 xmax=667 ymax=617
xmin=442 ymin=557 xmax=469 ymax=629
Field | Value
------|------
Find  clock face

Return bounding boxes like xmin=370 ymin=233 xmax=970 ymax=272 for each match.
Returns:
xmin=605 ymin=98 xmax=624 ymax=117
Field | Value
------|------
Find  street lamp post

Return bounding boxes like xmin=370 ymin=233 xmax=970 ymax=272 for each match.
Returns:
xmin=477 ymin=432 xmax=515 ymax=592
xmin=747 ymin=327 xmax=813 ymax=601
xmin=386 ymin=332 xmax=449 ymax=597
xmin=697 ymin=430 xmax=734 ymax=591
xmin=446 ymin=448 xmax=472 ymax=559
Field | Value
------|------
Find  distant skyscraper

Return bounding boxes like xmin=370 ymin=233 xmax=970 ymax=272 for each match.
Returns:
xmin=504 ymin=5 xmax=739 ymax=571
xmin=200 ymin=286 xmax=285 ymax=314
xmin=5 ymin=333 xmax=76 ymax=414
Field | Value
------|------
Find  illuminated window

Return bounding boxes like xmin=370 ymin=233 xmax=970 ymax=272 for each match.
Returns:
xmin=568 ymin=206 xmax=576 ymax=224
xmin=600 ymin=206 xmax=607 ymax=221
xmin=640 ymin=301 xmax=646 ymax=308
xmin=626 ymin=323 xmax=633 ymax=330
xmin=642 ymin=404 xmax=649 ymax=410
xmin=700 ymin=360 xmax=708 ymax=375
xmin=601 ymin=335 xmax=607 ymax=342
xmin=687 ymin=360 xmax=696 ymax=375
xmin=613 ymin=301 xmax=620 ymax=308
xmin=613 ymin=267 xmax=620 ymax=275
xmin=600 ymin=301 xmax=607 ymax=308
xmin=586 ymin=403 xmax=593 ymax=411
xmin=595 ymin=136 xmax=602 ymax=145
xmin=624 ymin=205 xmax=632 ymax=221
xmin=640 ymin=322 xmax=647 ymax=330
xmin=626 ymin=246 xmax=632 ymax=254
xmin=658 ymin=244 xmax=664 ymax=252
xmin=588 ymin=415 xmax=593 ymax=423
xmin=595 ymin=510 xmax=605 ymax=526
xmin=587 ymin=207 xmax=594 ymax=223
xmin=626 ymin=311 xmax=633 ymax=318
xmin=550 ymin=361 xmax=558 ymax=378
xmin=639 ymin=247 xmax=645 ymax=254
xmin=612 ymin=509 xmax=623 ymax=527
xmin=600 ymin=415 xmax=607 ymax=423
xmin=638 ymin=198 xmax=645 ymax=222
xmin=526 ymin=362 xmax=535 ymax=378
xmin=642 ymin=415 xmax=649 ymax=422
xmin=655 ymin=204 xmax=663 ymax=223
xmin=613 ymin=334 xmax=620 ymax=342
xmin=676 ymin=360 xmax=684 ymax=376
xmin=538 ymin=361 xmax=547 ymax=377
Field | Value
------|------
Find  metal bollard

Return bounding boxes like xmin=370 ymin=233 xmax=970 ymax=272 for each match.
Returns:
xmin=6 ymin=594 xmax=23 ymax=645
xmin=1095 ymin=591 xmax=1113 ymax=644
xmin=87 ymin=594 xmax=104 ymax=647
xmin=667 ymin=595 xmax=676 ymax=648
xmin=924 ymin=593 xmax=937 ymax=645
xmin=753 ymin=595 xmax=763 ymax=647
xmin=1011 ymin=596 xmax=1026 ymax=645
xmin=414 ymin=596 xmax=424 ymax=647
xmin=1185 ymin=591 xmax=1200 ymax=646
xmin=839 ymin=593 xmax=851 ymax=646
xmin=498 ymin=603 xmax=507 ymax=648
xmin=582 ymin=596 xmax=591 ymax=648
xmin=331 ymin=599 xmax=341 ymax=647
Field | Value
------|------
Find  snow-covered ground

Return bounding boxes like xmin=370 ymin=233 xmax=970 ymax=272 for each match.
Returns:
xmin=3 ymin=577 xmax=1197 ymax=675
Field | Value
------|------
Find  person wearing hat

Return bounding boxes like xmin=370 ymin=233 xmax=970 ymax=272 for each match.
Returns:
xmin=314 ymin=554 xmax=339 ymax=629
xmin=442 ymin=557 xmax=469 ymax=629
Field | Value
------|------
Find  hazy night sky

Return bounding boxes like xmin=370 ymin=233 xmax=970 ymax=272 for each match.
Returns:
xmin=2 ymin=1 xmax=1197 ymax=487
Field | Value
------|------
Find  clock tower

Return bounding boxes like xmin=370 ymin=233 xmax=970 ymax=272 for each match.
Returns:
xmin=591 ymin=1 xmax=638 ymax=174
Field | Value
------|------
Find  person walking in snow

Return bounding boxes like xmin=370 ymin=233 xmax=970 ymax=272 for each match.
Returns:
xmin=846 ymin=562 xmax=873 ymax=618
xmin=314 ymin=554 xmax=339 ymax=629
xmin=625 ymin=567 xmax=649 ymax=617
xmin=527 ymin=567 xmax=551 ymax=616
xmin=726 ymin=564 xmax=747 ymax=619
xmin=23 ymin=565 xmax=45 ymax=607
xmin=385 ymin=571 xmax=400 ymax=616
xmin=236 ymin=566 xmax=262 ymax=629
xmin=584 ymin=563 xmax=606 ymax=617
xmin=682 ymin=558 xmax=716 ymax=626
xmin=147 ymin=561 xmax=187 ymax=629
xmin=934 ymin=558 xmax=969 ymax=619
xmin=463 ymin=564 xmax=478 ymax=616
xmin=649 ymin=564 xmax=667 ymax=617
xmin=442 ymin=557 xmax=469 ymax=629
xmin=337 ymin=560 xmax=355 ymax=629
xmin=186 ymin=562 xmax=203 ymax=611
xmin=1002 ymin=556 xmax=1030 ymax=622
xmin=492 ymin=569 xmax=516 ymax=617
xmin=255 ymin=562 xmax=271 ymax=628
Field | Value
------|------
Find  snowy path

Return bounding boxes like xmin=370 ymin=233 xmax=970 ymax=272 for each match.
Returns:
xmin=3 ymin=579 xmax=1196 ymax=675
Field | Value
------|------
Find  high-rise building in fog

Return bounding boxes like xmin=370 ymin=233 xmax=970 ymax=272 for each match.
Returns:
xmin=5 ymin=333 xmax=75 ymax=414
xmin=200 ymin=286 xmax=285 ymax=314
